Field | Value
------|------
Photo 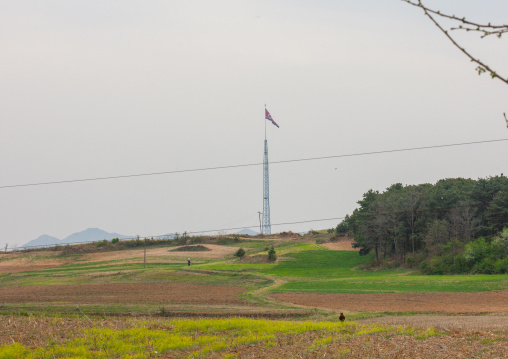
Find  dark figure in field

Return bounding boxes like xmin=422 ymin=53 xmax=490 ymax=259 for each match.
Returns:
xmin=187 ymin=258 xmax=191 ymax=266
xmin=339 ymin=313 xmax=345 ymax=322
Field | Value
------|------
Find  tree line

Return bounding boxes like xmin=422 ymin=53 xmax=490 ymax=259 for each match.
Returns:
xmin=337 ymin=175 xmax=508 ymax=273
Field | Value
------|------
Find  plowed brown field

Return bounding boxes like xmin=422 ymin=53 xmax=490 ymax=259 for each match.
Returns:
xmin=320 ymin=239 xmax=357 ymax=251
xmin=0 ymin=284 xmax=245 ymax=305
xmin=359 ymin=315 xmax=508 ymax=331
xmin=269 ymin=291 xmax=508 ymax=314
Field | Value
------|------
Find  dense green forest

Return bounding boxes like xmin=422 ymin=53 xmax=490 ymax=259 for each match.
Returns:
xmin=336 ymin=175 xmax=508 ymax=274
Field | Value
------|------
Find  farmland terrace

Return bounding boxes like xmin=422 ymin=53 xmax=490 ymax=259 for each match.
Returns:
xmin=0 ymin=233 xmax=507 ymax=357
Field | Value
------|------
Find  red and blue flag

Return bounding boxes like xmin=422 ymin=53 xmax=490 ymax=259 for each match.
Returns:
xmin=265 ymin=108 xmax=279 ymax=128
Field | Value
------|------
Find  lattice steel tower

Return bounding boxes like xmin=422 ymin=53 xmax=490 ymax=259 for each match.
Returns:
xmin=262 ymin=139 xmax=271 ymax=235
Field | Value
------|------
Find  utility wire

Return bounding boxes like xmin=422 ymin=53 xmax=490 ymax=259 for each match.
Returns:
xmin=9 ymin=216 xmax=345 ymax=250
xmin=7 ymin=200 xmax=501 ymax=250
xmin=144 ymin=201 xmax=492 ymax=239
xmin=148 ymin=216 xmax=346 ymax=238
xmin=1 ymin=138 xmax=507 ymax=189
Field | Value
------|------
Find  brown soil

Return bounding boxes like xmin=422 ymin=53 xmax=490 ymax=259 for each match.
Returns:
xmin=82 ymin=244 xmax=238 ymax=262
xmin=0 ymin=251 xmax=66 ymax=266
xmin=239 ymin=254 xmax=271 ymax=264
xmin=0 ymin=251 xmax=69 ymax=273
xmin=269 ymin=291 xmax=508 ymax=314
xmin=321 ymin=238 xmax=358 ymax=251
xmin=1 ymin=316 xmax=507 ymax=358
xmin=359 ymin=315 xmax=508 ymax=331
xmin=0 ymin=284 xmax=245 ymax=305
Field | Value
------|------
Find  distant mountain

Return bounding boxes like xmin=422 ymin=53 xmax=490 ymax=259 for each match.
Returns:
xmin=61 ymin=228 xmax=126 ymax=244
xmin=158 ymin=233 xmax=176 ymax=239
xmin=21 ymin=234 xmax=61 ymax=248
xmin=236 ymin=228 xmax=258 ymax=236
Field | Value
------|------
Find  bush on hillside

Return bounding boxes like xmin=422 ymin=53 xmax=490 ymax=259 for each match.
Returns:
xmin=96 ymin=239 xmax=108 ymax=247
xmin=268 ymin=246 xmax=277 ymax=262
xmin=234 ymin=248 xmax=246 ymax=258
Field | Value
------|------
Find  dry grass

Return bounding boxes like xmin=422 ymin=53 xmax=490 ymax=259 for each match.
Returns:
xmin=0 ymin=244 xmax=240 ymax=274
xmin=0 ymin=315 xmax=507 ymax=358
xmin=0 ymin=251 xmax=68 ymax=273
xmin=320 ymin=238 xmax=357 ymax=251
xmin=82 ymin=244 xmax=238 ymax=262
xmin=359 ymin=315 xmax=508 ymax=332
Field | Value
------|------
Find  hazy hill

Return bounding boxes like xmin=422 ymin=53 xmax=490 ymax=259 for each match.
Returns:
xmin=21 ymin=234 xmax=61 ymax=248
xmin=61 ymin=228 xmax=126 ymax=244
xmin=236 ymin=228 xmax=258 ymax=236
xmin=157 ymin=233 xmax=176 ymax=239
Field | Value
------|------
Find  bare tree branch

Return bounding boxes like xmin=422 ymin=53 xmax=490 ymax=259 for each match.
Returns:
xmin=405 ymin=0 xmax=508 ymax=36
xmin=403 ymin=0 xmax=508 ymax=85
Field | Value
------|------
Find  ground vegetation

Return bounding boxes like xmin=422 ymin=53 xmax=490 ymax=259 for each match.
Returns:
xmin=338 ymin=176 xmax=508 ymax=273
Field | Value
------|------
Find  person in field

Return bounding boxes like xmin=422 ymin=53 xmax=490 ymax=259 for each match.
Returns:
xmin=187 ymin=257 xmax=191 ymax=266
xmin=339 ymin=313 xmax=345 ymax=322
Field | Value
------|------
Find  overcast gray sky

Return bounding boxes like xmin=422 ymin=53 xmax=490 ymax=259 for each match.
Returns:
xmin=1 ymin=0 xmax=507 ymax=247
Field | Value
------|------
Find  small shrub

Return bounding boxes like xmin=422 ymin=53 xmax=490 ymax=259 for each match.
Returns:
xmin=234 ymin=248 xmax=246 ymax=258
xmin=473 ymin=258 xmax=495 ymax=274
xmin=425 ymin=258 xmax=445 ymax=275
xmin=96 ymin=239 xmax=108 ymax=247
xmin=449 ymin=254 xmax=471 ymax=273
xmin=494 ymin=257 xmax=508 ymax=273
xmin=268 ymin=246 xmax=277 ymax=262
xmin=217 ymin=237 xmax=241 ymax=245
xmin=420 ymin=260 xmax=429 ymax=274
xmin=111 ymin=237 xmax=120 ymax=244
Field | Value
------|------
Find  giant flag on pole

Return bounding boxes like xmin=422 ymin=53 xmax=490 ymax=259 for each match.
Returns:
xmin=265 ymin=108 xmax=279 ymax=128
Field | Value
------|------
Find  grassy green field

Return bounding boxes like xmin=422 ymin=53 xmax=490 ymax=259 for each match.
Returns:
xmin=6 ymin=241 xmax=506 ymax=294
xmin=0 ymin=262 xmax=270 ymax=289
xmin=198 ymin=247 xmax=508 ymax=293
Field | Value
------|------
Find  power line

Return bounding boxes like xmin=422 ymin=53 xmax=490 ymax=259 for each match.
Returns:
xmin=157 ymin=216 xmax=345 ymax=237
xmin=9 ymin=216 xmax=345 ymax=251
xmin=1 ymin=138 xmax=507 ymax=189
xmin=180 ymin=201 xmax=502 ymax=238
